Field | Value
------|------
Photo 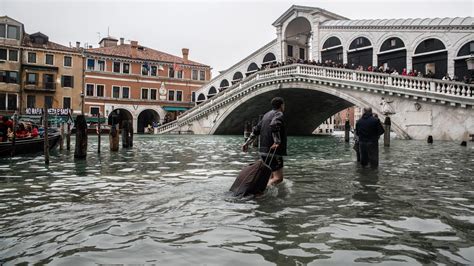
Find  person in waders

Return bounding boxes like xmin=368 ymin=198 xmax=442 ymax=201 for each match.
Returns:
xmin=242 ymin=97 xmax=287 ymax=187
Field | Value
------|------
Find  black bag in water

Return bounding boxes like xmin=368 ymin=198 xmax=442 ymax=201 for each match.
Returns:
xmin=229 ymin=160 xmax=272 ymax=197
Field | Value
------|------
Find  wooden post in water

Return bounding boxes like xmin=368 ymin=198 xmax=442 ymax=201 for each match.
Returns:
xmin=344 ymin=120 xmax=350 ymax=143
xmin=59 ymin=123 xmax=64 ymax=151
xmin=11 ymin=113 xmax=17 ymax=157
xmin=109 ymin=124 xmax=119 ymax=151
xmin=43 ymin=104 xmax=50 ymax=164
xmin=66 ymin=122 xmax=71 ymax=151
xmin=122 ymin=120 xmax=130 ymax=148
xmin=384 ymin=117 xmax=391 ymax=147
xmin=243 ymin=121 xmax=251 ymax=141
xmin=97 ymin=113 xmax=101 ymax=154
xmin=74 ymin=115 xmax=88 ymax=159
xmin=129 ymin=121 xmax=134 ymax=148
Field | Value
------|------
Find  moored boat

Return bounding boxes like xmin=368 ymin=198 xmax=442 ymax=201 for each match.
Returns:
xmin=0 ymin=133 xmax=61 ymax=157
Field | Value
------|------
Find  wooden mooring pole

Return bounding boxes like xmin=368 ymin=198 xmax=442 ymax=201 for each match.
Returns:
xmin=43 ymin=104 xmax=49 ymax=164
xmin=97 ymin=113 xmax=101 ymax=154
xmin=74 ymin=115 xmax=88 ymax=159
xmin=344 ymin=120 xmax=350 ymax=143
xmin=59 ymin=123 xmax=64 ymax=151
xmin=384 ymin=117 xmax=391 ymax=147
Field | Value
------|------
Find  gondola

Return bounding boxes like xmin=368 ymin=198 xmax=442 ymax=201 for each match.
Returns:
xmin=0 ymin=132 xmax=61 ymax=157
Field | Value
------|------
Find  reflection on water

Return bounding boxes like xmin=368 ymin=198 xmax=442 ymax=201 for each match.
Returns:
xmin=0 ymin=135 xmax=473 ymax=265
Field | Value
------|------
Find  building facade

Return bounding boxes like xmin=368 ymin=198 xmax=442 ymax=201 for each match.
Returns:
xmin=0 ymin=16 xmax=23 ymax=115
xmin=21 ymin=32 xmax=83 ymax=115
xmin=84 ymin=37 xmax=211 ymax=133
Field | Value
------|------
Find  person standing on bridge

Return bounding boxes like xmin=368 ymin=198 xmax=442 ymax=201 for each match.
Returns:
xmin=242 ymin=97 xmax=287 ymax=187
xmin=355 ymin=107 xmax=385 ymax=168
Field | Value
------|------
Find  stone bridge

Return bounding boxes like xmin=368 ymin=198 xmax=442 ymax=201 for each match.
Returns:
xmin=157 ymin=64 xmax=474 ymax=141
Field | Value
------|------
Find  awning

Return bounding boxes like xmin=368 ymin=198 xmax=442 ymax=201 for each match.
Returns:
xmin=163 ymin=106 xmax=189 ymax=112
xmin=85 ymin=117 xmax=107 ymax=123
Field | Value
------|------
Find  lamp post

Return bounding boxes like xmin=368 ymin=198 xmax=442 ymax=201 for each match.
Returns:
xmin=80 ymin=92 xmax=85 ymax=115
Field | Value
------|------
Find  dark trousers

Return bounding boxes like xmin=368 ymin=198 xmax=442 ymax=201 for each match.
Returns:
xmin=359 ymin=141 xmax=379 ymax=168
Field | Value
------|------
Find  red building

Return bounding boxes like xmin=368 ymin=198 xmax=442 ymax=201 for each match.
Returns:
xmin=84 ymin=37 xmax=211 ymax=133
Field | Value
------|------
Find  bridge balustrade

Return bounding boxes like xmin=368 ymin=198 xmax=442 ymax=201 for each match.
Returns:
xmin=157 ymin=64 xmax=473 ymax=134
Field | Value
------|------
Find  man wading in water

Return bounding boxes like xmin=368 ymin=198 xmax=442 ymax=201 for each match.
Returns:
xmin=242 ymin=97 xmax=287 ymax=186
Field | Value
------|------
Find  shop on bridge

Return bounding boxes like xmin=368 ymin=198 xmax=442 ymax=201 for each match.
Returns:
xmin=454 ymin=41 xmax=474 ymax=81
xmin=412 ymin=38 xmax=447 ymax=79
xmin=321 ymin=36 xmax=343 ymax=65
xmin=347 ymin=37 xmax=373 ymax=69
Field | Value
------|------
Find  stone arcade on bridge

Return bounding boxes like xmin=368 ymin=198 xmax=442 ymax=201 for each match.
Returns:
xmin=160 ymin=5 xmax=474 ymax=140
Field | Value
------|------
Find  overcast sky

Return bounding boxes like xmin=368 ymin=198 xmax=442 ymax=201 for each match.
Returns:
xmin=2 ymin=0 xmax=472 ymax=77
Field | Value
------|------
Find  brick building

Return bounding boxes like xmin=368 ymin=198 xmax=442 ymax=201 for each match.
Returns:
xmin=84 ymin=37 xmax=211 ymax=133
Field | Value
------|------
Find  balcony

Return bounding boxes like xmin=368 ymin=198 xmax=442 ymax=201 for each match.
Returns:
xmin=23 ymin=81 xmax=56 ymax=92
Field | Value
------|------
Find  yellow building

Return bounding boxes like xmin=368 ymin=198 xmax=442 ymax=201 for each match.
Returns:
xmin=21 ymin=32 xmax=83 ymax=116
xmin=0 ymin=16 xmax=22 ymax=115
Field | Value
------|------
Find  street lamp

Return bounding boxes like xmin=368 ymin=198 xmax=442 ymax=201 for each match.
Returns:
xmin=466 ymin=55 xmax=474 ymax=71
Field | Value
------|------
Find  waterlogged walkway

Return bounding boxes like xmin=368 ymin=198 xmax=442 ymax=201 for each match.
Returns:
xmin=0 ymin=135 xmax=473 ymax=265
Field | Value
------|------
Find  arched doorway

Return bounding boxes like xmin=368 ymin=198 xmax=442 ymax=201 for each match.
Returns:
xmin=137 ymin=109 xmax=159 ymax=133
xmin=219 ymin=79 xmax=229 ymax=91
xmin=284 ymin=17 xmax=312 ymax=61
xmin=454 ymin=41 xmax=473 ymax=81
xmin=262 ymin=52 xmax=276 ymax=67
xmin=108 ymin=108 xmax=133 ymax=129
xmin=378 ymin=37 xmax=406 ymax=73
xmin=196 ymin=93 xmax=206 ymax=104
xmin=232 ymin=72 xmax=243 ymax=84
xmin=321 ymin=36 xmax=343 ymax=64
xmin=246 ymin=62 xmax=259 ymax=76
xmin=208 ymin=86 xmax=217 ymax=98
xmin=412 ymin=38 xmax=447 ymax=79
xmin=347 ymin=37 xmax=373 ymax=69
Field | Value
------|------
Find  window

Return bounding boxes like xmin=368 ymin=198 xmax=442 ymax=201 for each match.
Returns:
xmin=142 ymin=64 xmax=149 ymax=75
xmin=64 ymin=56 xmax=72 ymax=67
xmin=27 ymin=73 xmax=37 ymax=85
xmin=123 ymin=63 xmax=130 ymax=74
xmin=0 ymin=24 xmax=5 ymax=38
xmin=176 ymin=70 xmax=183 ymax=79
xmin=97 ymin=60 xmax=105 ymax=71
xmin=150 ymin=89 xmax=157 ymax=100
xmin=0 ymin=93 xmax=5 ymax=110
xmin=8 ymin=71 xmax=18 ymax=83
xmin=45 ymin=96 xmax=53 ymax=109
xmin=192 ymin=91 xmax=196 ymax=102
xmin=356 ymin=38 xmax=363 ymax=45
xmin=112 ymin=86 xmax=120 ymax=98
xmin=8 ymin=50 xmax=18 ymax=61
xmin=176 ymin=91 xmax=183 ymax=102
xmin=168 ymin=90 xmax=175 ymax=101
xmin=7 ymin=25 xmax=19 ymax=40
xmin=287 ymin=45 xmax=293 ymax=57
xmin=90 ymin=107 xmax=100 ymax=115
xmin=61 ymin=75 xmax=74 ymax=88
xmin=199 ymin=70 xmax=205 ymax=81
xmin=299 ymin=48 xmax=305 ymax=60
xmin=0 ymin=49 xmax=6 ymax=60
xmin=7 ymin=94 xmax=17 ymax=110
xmin=86 ymin=84 xmax=94 ymax=96
xmin=28 ymin=52 xmax=37 ymax=63
xmin=43 ymin=74 xmax=54 ymax=89
xmin=113 ymin=62 xmax=121 ymax=73
xmin=169 ymin=67 xmax=175 ymax=78
xmin=27 ymin=95 xmax=36 ymax=108
xmin=63 ymin=97 xmax=71 ymax=109
xmin=151 ymin=66 xmax=157 ymax=76
xmin=122 ymin=87 xmax=129 ymax=99
xmin=192 ymin=69 xmax=198 ymax=80
xmin=87 ymin=58 xmax=95 ymax=71
xmin=45 ymin=54 xmax=54 ymax=65
xmin=391 ymin=39 xmax=396 ymax=47
xmin=96 ymin=84 xmax=105 ymax=97
xmin=141 ymin=88 xmax=148 ymax=99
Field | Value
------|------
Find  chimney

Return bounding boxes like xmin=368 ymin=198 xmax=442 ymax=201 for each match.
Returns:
xmin=76 ymin=41 xmax=80 ymax=48
xmin=182 ymin=48 xmax=189 ymax=61
xmin=120 ymin=37 xmax=124 ymax=45
xmin=131 ymin=40 xmax=138 ymax=48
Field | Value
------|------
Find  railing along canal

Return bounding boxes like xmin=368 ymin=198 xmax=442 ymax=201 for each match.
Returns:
xmin=157 ymin=64 xmax=474 ymax=134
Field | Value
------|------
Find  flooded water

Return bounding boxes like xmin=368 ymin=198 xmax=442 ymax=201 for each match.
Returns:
xmin=0 ymin=135 xmax=473 ymax=265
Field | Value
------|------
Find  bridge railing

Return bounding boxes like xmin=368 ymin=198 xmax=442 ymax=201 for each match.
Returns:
xmin=157 ymin=64 xmax=473 ymax=133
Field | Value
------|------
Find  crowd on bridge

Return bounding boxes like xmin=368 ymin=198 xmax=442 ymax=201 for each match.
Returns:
xmin=257 ymin=58 xmax=472 ymax=84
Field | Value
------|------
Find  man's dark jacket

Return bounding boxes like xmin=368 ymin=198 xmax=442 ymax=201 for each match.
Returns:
xmin=355 ymin=114 xmax=385 ymax=142
xmin=252 ymin=109 xmax=287 ymax=156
